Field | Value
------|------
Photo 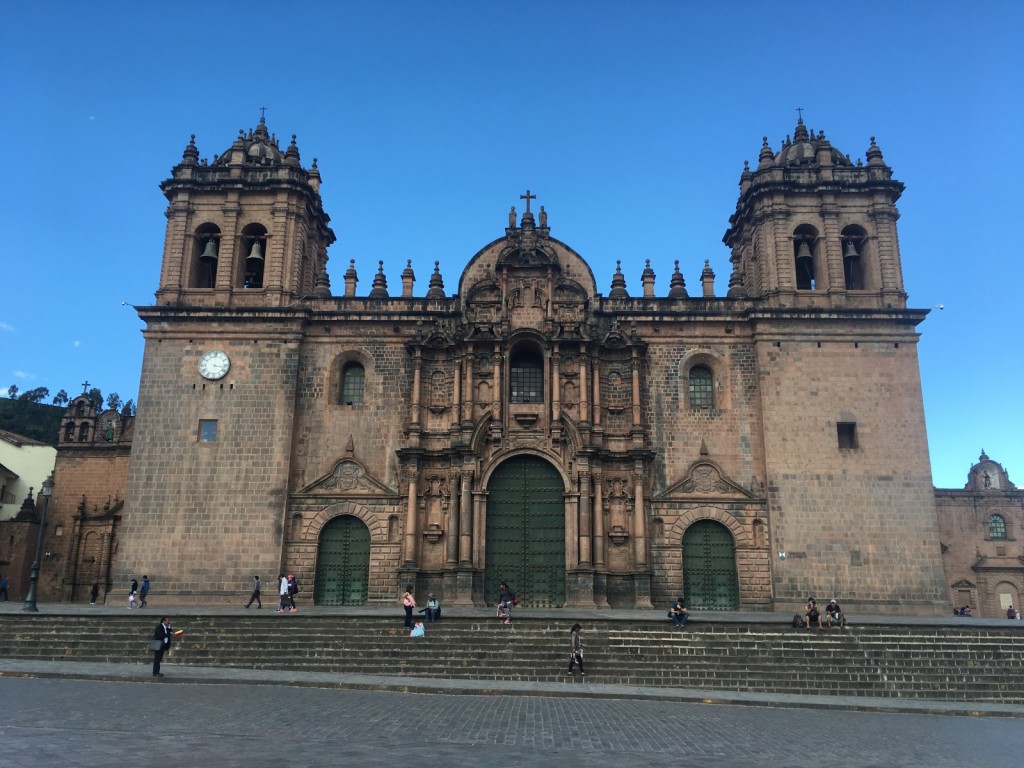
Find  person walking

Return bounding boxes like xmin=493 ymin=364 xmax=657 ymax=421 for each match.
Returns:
xmin=402 ymin=586 xmax=416 ymax=629
xmin=245 ymin=575 xmax=262 ymax=608
xmin=152 ymin=617 xmax=172 ymax=677
xmin=568 ymin=623 xmax=585 ymax=676
xmin=139 ymin=575 xmax=150 ymax=608
xmin=276 ymin=574 xmax=289 ymax=613
xmin=89 ymin=583 xmax=99 ymax=604
xmin=128 ymin=578 xmax=141 ymax=609
xmin=286 ymin=574 xmax=299 ymax=612
xmin=498 ymin=581 xmax=516 ymax=625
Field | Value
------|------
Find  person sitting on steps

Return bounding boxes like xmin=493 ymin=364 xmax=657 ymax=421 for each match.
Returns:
xmin=825 ymin=598 xmax=846 ymax=629
xmin=670 ymin=596 xmax=688 ymax=628
xmin=498 ymin=581 xmax=515 ymax=625
xmin=805 ymin=597 xmax=824 ymax=630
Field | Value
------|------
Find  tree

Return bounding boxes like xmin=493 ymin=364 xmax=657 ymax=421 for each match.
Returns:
xmin=18 ymin=387 xmax=50 ymax=403
xmin=106 ymin=392 xmax=122 ymax=413
xmin=7 ymin=385 xmax=18 ymax=399
xmin=86 ymin=387 xmax=103 ymax=411
xmin=52 ymin=389 xmax=69 ymax=407
xmin=121 ymin=399 xmax=136 ymax=418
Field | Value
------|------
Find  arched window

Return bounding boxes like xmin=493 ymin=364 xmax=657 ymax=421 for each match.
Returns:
xmin=340 ymin=362 xmax=365 ymax=405
xmin=78 ymin=423 xmax=90 ymax=442
xmin=192 ymin=224 xmax=221 ymax=289
xmin=510 ymin=349 xmax=543 ymax=403
xmin=240 ymin=223 xmax=268 ymax=289
xmin=689 ymin=366 xmax=714 ymax=409
xmin=64 ymin=423 xmax=75 ymax=441
xmin=988 ymin=514 xmax=1008 ymax=540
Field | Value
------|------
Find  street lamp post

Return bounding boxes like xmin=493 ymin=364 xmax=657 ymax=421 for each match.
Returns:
xmin=22 ymin=474 xmax=54 ymax=612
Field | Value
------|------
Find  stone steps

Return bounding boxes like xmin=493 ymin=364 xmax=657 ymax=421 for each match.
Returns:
xmin=2 ymin=614 xmax=1022 ymax=702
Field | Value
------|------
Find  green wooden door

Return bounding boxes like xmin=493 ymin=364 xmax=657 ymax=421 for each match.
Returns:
xmin=315 ymin=515 xmax=370 ymax=606
xmin=682 ymin=520 xmax=739 ymax=610
xmin=485 ymin=456 xmax=566 ymax=607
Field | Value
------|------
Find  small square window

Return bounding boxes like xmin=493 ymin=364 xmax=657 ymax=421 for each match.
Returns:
xmin=199 ymin=420 xmax=218 ymax=442
xmin=837 ymin=422 xmax=857 ymax=450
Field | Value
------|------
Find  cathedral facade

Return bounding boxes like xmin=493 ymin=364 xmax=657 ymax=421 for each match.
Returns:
xmin=86 ymin=117 xmax=951 ymax=613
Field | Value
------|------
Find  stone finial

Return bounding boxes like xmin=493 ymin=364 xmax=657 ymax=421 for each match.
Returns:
xmin=181 ymin=134 xmax=199 ymax=165
xmin=866 ymin=136 xmax=885 ymax=166
xmin=401 ymin=259 xmax=415 ymax=298
xmin=285 ymin=134 xmax=300 ymax=165
xmin=700 ymin=438 xmax=709 ymax=456
xmin=343 ymin=259 xmax=358 ymax=297
xmin=758 ymin=136 xmax=774 ymax=169
xmin=368 ymin=260 xmax=389 ymax=298
xmin=793 ymin=117 xmax=809 ymax=143
xmin=425 ymin=261 xmax=446 ymax=300
xmin=508 ymin=206 xmax=516 ymax=229
xmin=609 ymin=260 xmax=629 ymax=299
xmin=314 ymin=264 xmax=332 ymax=298
xmin=539 ymin=206 xmax=547 ymax=228
xmin=700 ymin=259 xmax=715 ymax=298
xmin=345 ymin=435 xmax=355 ymax=456
xmin=668 ymin=260 xmax=687 ymax=299
xmin=641 ymin=259 xmax=656 ymax=298
xmin=308 ymin=157 xmax=321 ymax=193
xmin=727 ymin=261 xmax=746 ymax=298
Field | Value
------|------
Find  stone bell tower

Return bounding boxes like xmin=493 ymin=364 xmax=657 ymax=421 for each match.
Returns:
xmin=723 ymin=117 xmax=906 ymax=309
xmin=116 ymin=117 xmax=336 ymax=604
xmin=155 ymin=116 xmax=335 ymax=308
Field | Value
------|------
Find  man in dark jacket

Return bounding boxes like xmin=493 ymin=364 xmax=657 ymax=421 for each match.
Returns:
xmin=152 ymin=617 xmax=172 ymax=677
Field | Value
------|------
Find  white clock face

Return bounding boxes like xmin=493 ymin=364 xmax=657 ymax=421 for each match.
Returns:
xmin=198 ymin=350 xmax=230 ymax=380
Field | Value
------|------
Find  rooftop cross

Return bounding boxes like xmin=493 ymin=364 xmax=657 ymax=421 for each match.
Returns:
xmin=795 ymin=106 xmax=804 ymax=121
xmin=519 ymin=189 xmax=536 ymax=213
xmin=81 ymin=380 xmax=90 ymax=393
xmin=259 ymin=106 xmax=268 ymax=120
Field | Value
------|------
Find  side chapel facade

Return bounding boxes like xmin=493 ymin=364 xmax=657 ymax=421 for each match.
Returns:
xmin=46 ymin=117 xmax=959 ymax=613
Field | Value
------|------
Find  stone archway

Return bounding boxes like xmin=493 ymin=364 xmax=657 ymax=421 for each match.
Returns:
xmin=484 ymin=455 xmax=566 ymax=607
xmin=314 ymin=515 xmax=370 ymax=606
xmin=682 ymin=519 xmax=739 ymax=610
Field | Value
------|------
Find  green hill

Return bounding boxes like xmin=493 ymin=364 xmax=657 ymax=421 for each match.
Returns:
xmin=0 ymin=400 xmax=62 ymax=445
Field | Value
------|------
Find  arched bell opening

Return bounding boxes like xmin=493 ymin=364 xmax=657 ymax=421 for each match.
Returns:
xmin=793 ymin=224 xmax=819 ymax=291
xmin=191 ymin=223 xmax=221 ymax=289
xmin=841 ymin=224 xmax=868 ymax=290
xmin=239 ymin=223 xmax=268 ymax=289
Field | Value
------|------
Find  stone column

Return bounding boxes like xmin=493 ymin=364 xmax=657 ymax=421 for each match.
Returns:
xmin=630 ymin=352 xmax=641 ymax=430
xmin=551 ymin=345 xmax=561 ymax=421
xmin=410 ymin=349 xmax=422 ymax=426
xmin=632 ymin=465 xmax=647 ymax=568
xmin=446 ymin=473 xmax=460 ymax=566
xmin=593 ymin=473 xmax=605 ymax=568
xmin=463 ymin=352 xmax=474 ymax=422
xmin=592 ymin=358 xmax=601 ymax=427
xmin=452 ymin=357 xmax=462 ymax=430
xmin=578 ymin=470 xmax=592 ymax=566
xmin=579 ymin=354 xmax=589 ymax=425
xmin=403 ymin=468 xmax=419 ymax=566
xmin=459 ymin=470 xmax=473 ymax=565
xmin=491 ymin=346 xmax=501 ymax=422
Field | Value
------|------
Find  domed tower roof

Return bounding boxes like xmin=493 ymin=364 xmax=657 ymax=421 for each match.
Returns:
xmin=213 ymin=115 xmax=285 ymax=166
xmin=774 ymin=118 xmax=853 ymax=167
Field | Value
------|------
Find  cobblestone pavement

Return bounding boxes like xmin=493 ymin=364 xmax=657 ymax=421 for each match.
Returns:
xmin=2 ymin=677 xmax=1021 ymax=768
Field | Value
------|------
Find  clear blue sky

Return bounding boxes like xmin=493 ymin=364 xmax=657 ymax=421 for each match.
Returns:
xmin=2 ymin=2 xmax=1021 ymax=488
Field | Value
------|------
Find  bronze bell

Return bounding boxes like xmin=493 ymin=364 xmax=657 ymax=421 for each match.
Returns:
xmin=842 ymin=240 xmax=860 ymax=261
xmin=199 ymin=238 xmax=218 ymax=263
xmin=795 ymin=240 xmax=814 ymax=268
xmin=246 ymin=240 xmax=265 ymax=268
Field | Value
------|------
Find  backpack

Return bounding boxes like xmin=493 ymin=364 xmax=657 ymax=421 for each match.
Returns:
xmin=287 ymin=578 xmax=298 ymax=595
xmin=792 ymin=613 xmax=804 ymax=628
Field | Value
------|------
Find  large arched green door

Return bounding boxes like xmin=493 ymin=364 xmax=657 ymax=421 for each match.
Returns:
xmin=485 ymin=456 xmax=565 ymax=607
xmin=315 ymin=515 xmax=370 ymax=606
xmin=683 ymin=520 xmax=739 ymax=610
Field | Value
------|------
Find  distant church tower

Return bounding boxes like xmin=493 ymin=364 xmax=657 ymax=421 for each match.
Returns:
xmin=115 ymin=118 xmax=334 ymax=599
